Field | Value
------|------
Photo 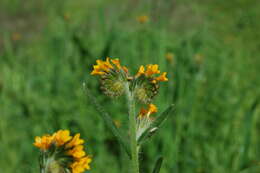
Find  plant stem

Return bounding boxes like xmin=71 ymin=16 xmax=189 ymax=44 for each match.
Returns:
xmin=125 ymin=83 xmax=139 ymax=173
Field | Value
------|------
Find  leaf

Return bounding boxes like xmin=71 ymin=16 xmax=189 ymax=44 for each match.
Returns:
xmin=83 ymin=83 xmax=131 ymax=158
xmin=138 ymin=104 xmax=174 ymax=144
xmin=152 ymin=156 xmax=164 ymax=173
xmin=239 ymin=166 xmax=260 ymax=173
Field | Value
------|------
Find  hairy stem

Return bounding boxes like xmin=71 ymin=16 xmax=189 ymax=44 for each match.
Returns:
xmin=125 ymin=83 xmax=139 ymax=173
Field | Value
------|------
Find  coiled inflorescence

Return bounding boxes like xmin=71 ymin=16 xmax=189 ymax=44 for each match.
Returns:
xmin=91 ymin=58 xmax=168 ymax=103
xmin=34 ymin=130 xmax=91 ymax=173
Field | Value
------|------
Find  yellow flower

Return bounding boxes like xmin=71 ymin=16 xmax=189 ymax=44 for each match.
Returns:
xmin=111 ymin=58 xmax=121 ymax=69
xmin=70 ymin=157 xmax=92 ymax=173
xmin=34 ymin=130 xmax=91 ymax=173
xmin=137 ymin=15 xmax=149 ymax=24
xmin=139 ymin=104 xmax=158 ymax=117
xmin=34 ymin=135 xmax=53 ymax=150
xmin=136 ymin=65 xmax=145 ymax=77
xmin=145 ymin=64 xmax=160 ymax=76
xmin=155 ymin=72 xmax=168 ymax=82
xmin=165 ymin=53 xmax=174 ymax=62
xmin=66 ymin=133 xmax=84 ymax=148
xmin=91 ymin=57 xmax=125 ymax=76
xmin=53 ymin=130 xmax=72 ymax=146
xmin=67 ymin=145 xmax=86 ymax=158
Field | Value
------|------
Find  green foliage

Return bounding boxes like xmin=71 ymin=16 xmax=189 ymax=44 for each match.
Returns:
xmin=0 ymin=0 xmax=260 ymax=173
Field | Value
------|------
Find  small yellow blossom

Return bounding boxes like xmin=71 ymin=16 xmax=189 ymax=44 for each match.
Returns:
xmin=137 ymin=15 xmax=149 ymax=24
xmin=165 ymin=53 xmax=174 ymax=62
xmin=66 ymin=134 xmax=84 ymax=148
xmin=54 ymin=130 xmax=72 ymax=146
xmin=155 ymin=72 xmax=168 ymax=82
xmin=91 ymin=57 xmax=125 ymax=76
xmin=145 ymin=64 xmax=160 ymax=76
xmin=34 ymin=135 xmax=53 ymax=150
xmin=136 ymin=65 xmax=145 ymax=77
xmin=67 ymin=145 xmax=86 ymax=158
xmin=70 ymin=157 xmax=92 ymax=173
xmin=139 ymin=104 xmax=158 ymax=117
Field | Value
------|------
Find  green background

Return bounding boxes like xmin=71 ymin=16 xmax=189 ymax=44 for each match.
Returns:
xmin=0 ymin=0 xmax=260 ymax=172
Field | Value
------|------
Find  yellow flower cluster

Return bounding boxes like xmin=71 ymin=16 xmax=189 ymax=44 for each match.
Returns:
xmin=34 ymin=130 xmax=91 ymax=173
xmin=139 ymin=104 xmax=158 ymax=118
xmin=91 ymin=57 xmax=128 ymax=76
xmin=136 ymin=64 xmax=168 ymax=83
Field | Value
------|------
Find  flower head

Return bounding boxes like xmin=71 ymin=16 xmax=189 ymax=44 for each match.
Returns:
xmin=91 ymin=58 xmax=129 ymax=98
xmin=134 ymin=64 xmax=168 ymax=103
xmin=34 ymin=130 xmax=91 ymax=173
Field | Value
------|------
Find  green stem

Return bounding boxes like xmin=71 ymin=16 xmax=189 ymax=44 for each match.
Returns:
xmin=125 ymin=83 xmax=139 ymax=173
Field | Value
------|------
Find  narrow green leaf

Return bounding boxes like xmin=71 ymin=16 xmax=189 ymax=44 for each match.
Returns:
xmin=152 ymin=156 xmax=164 ymax=173
xmin=83 ymin=83 xmax=131 ymax=158
xmin=138 ymin=104 xmax=174 ymax=144
xmin=240 ymin=166 xmax=260 ymax=173
xmin=239 ymin=98 xmax=259 ymax=170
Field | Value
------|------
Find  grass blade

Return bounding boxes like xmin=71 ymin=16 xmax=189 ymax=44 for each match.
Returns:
xmin=83 ymin=82 xmax=131 ymax=158
xmin=152 ymin=156 xmax=164 ymax=173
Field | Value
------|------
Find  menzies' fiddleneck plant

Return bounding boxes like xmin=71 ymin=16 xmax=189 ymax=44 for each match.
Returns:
xmin=88 ymin=57 xmax=173 ymax=173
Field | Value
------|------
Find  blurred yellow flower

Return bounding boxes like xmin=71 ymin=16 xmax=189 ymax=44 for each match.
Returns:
xmin=34 ymin=130 xmax=91 ymax=173
xmin=136 ymin=65 xmax=145 ymax=77
xmin=165 ymin=53 xmax=174 ymax=62
xmin=137 ymin=15 xmax=149 ymax=24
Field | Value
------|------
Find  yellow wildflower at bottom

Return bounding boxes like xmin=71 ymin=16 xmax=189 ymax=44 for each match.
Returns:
xmin=70 ymin=157 xmax=92 ymax=173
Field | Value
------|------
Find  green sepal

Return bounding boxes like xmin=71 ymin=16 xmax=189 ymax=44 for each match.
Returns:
xmin=152 ymin=156 xmax=164 ymax=173
xmin=137 ymin=104 xmax=174 ymax=144
xmin=83 ymin=82 xmax=131 ymax=158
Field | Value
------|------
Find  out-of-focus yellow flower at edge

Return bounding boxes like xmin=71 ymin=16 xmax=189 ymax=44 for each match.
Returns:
xmin=137 ymin=15 xmax=149 ymax=24
xmin=34 ymin=130 xmax=91 ymax=173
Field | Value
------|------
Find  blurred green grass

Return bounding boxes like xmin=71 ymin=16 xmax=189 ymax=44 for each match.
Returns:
xmin=0 ymin=0 xmax=260 ymax=172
